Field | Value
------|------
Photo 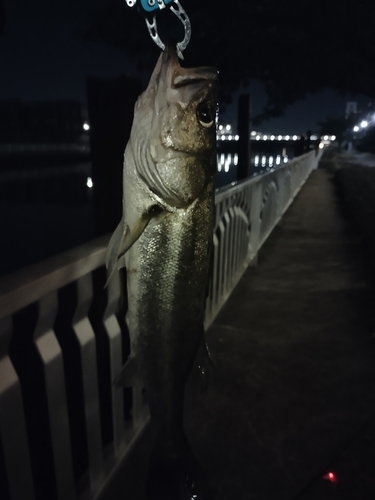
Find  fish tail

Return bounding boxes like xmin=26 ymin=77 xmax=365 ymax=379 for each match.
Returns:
xmin=146 ymin=444 xmax=210 ymax=500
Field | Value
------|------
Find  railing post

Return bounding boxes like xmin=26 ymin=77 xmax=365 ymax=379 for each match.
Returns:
xmin=34 ymin=292 xmax=76 ymax=500
xmin=103 ymin=271 xmax=125 ymax=455
xmin=248 ymin=182 xmax=262 ymax=263
xmin=73 ymin=275 xmax=104 ymax=489
xmin=0 ymin=317 xmax=35 ymax=500
xmin=277 ymin=169 xmax=286 ymax=219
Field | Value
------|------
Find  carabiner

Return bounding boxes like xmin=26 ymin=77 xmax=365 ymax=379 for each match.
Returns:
xmin=125 ymin=0 xmax=191 ymax=59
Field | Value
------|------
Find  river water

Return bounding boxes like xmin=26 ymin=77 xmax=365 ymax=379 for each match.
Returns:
xmin=0 ymin=148 xmax=292 ymax=277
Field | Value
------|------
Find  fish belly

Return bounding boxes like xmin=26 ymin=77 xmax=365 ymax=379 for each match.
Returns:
xmin=127 ymin=189 xmax=213 ymax=455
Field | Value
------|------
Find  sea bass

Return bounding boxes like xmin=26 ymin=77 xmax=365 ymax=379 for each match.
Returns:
xmin=106 ymin=46 xmax=217 ymax=499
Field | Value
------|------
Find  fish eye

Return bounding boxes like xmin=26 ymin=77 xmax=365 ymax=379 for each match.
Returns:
xmin=196 ymin=101 xmax=215 ymax=128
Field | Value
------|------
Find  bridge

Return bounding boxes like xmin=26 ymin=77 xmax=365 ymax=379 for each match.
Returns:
xmin=1 ymin=147 xmax=374 ymax=500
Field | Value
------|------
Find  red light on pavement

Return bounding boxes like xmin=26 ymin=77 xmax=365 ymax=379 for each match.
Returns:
xmin=323 ymin=471 xmax=337 ymax=483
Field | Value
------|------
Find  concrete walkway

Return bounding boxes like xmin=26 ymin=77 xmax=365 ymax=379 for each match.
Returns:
xmin=101 ymin=169 xmax=375 ymax=500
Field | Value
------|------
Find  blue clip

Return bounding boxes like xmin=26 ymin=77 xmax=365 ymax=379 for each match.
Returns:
xmin=125 ymin=0 xmax=191 ymax=59
xmin=138 ymin=0 xmax=174 ymax=14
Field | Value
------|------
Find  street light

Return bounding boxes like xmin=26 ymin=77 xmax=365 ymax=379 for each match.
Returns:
xmin=360 ymin=120 xmax=368 ymax=128
xmin=353 ymin=126 xmax=359 ymax=132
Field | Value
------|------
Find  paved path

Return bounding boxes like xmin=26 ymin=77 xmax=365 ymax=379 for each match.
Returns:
xmin=101 ymin=169 xmax=375 ymax=500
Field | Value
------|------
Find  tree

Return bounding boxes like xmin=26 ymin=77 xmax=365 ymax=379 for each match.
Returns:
xmin=83 ymin=0 xmax=375 ymax=122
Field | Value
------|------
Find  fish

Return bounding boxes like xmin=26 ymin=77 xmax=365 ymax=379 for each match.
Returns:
xmin=106 ymin=45 xmax=218 ymax=499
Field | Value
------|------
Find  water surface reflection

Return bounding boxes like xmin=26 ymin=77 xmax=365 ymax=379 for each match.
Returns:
xmin=215 ymin=152 xmax=290 ymax=188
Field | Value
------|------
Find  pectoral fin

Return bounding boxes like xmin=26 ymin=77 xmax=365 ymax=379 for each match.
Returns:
xmin=105 ymin=215 xmax=151 ymax=287
xmin=105 ymin=206 xmax=166 ymax=287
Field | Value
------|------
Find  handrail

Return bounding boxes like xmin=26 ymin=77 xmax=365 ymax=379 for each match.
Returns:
xmin=215 ymin=150 xmax=313 ymax=200
xmin=205 ymin=149 xmax=322 ymax=326
xmin=0 ymin=236 xmax=109 ymax=320
xmin=0 ymin=148 xmax=322 ymax=500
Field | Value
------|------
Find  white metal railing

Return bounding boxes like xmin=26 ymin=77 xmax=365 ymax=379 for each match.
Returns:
xmin=0 ymin=149 xmax=321 ymax=500
xmin=0 ymin=238 xmax=149 ymax=500
xmin=205 ymin=149 xmax=322 ymax=325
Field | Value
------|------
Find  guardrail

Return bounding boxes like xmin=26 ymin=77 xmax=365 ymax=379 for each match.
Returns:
xmin=205 ymin=149 xmax=322 ymax=325
xmin=0 ymin=149 xmax=321 ymax=500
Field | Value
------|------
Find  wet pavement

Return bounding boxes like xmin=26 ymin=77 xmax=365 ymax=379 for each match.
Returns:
xmin=100 ymin=168 xmax=375 ymax=500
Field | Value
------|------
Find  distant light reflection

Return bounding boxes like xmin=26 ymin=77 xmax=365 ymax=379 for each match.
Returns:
xmin=217 ymin=151 xmax=289 ymax=175
xmin=224 ymin=154 xmax=231 ymax=172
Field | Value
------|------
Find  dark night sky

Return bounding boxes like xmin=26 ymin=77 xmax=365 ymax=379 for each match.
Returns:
xmin=0 ymin=0 xmax=370 ymax=134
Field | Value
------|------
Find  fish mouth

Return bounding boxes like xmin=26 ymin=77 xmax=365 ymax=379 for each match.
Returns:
xmin=146 ymin=44 xmax=218 ymax=109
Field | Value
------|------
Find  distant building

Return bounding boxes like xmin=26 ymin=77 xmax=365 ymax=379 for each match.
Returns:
xmin=0 ymin=100 xmax=87 ymax=144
